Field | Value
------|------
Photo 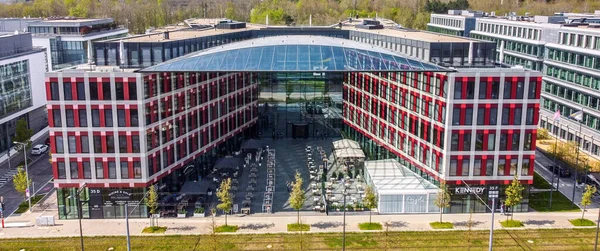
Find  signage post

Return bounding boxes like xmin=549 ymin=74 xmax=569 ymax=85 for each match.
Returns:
xmin=488 ymin=189 xmax=499 ymax=251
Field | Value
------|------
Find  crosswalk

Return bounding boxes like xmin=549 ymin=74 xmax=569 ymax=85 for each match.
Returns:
xmin=0 ymin=169 xmax=19 ymax=188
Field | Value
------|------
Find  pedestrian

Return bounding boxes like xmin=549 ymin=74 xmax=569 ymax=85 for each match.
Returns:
xmin=500 ymin=203 xmax=504 ymax=215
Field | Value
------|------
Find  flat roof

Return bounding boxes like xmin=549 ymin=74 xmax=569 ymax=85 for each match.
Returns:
xmin=28 ymin=18 xmax=114 ymax=27
xmin=343 ymin=18 xmax=473 ymax=43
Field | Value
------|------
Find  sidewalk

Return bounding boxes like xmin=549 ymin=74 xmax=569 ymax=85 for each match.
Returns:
xmin=1 ymin=208 xmax=598 ymax=238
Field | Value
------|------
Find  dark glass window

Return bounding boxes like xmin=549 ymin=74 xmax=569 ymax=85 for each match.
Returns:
xmin=104 ymin=109 xmax=113 ymax=127
xmin=503 ymin=82 xmax=512 ymax=99
xmin=92 ymin=109 xmax=100 ymax=127
xmin=95 ymin=161 xmax=104 ymax=179
xmin=102 ymin=82 xmax=111 ymax=100
xmin=119 ymin=135 xmax=127 ymax=153
xmin=50 ymin=82 xmax=60 ymax=100
xmin=78 ymin=109 xmax=87 ymax=127
xmin=117 ymin=109 xmax=126 ymax=127
xmin=128 ymin=82 xmax=138 ymax=100
xmin=80 ymin=135 xmax=89 ymax=153
xmin=77 ymin=82 xmax=85 ymax=100
xmin=93 ymin=136 xmax=102 ymax=153
xmin=66 ymin=110 xmax=75 ymax=127
xmin=116 ymin=82 xmax=125 ymax=100
xmin=89 ymin=82 xmax=99 ymax=100
xmin=64 ymin=82 xmax=72 ymax=100
xmin=130 ymin=110 xmax=139 ymax=127
xmin=53 ymin=110 xmax=62 ymax=127
xmin=479 ymin=82 xmax=487 ymax=99
xmin=121 ymin=161 xmax=129 ymax=179
xmin=106 ymin=135 xmax=115 ymax=153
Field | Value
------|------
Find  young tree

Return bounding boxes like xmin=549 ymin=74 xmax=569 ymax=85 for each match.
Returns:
xmin=289 ymin=171 xmax=306 ymax=224
xmin=504 ymin=175 xmax=524 ymax=221
xmin=145 ymin=184 xmax=158 ymax=226
xmin=581 ymin=185 xmax=597 ymax=220
xmin=217 ymin=178 xmax=233 ymax=226
xmin=363 ymin=186 xmax=377 ymax=223
xmin=434 ymin=181 xmax=451 ymax=223
xmin=13 ymin=118 xmax=33 ymax=151
xmin=13 ymin=166 xmax=31 ymax=200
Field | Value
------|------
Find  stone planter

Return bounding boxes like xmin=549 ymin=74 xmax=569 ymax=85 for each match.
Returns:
xmin=193 ymin=213 xmax=205 ymax=218
xmin=177 ymin=213 xmax=186 ymax=218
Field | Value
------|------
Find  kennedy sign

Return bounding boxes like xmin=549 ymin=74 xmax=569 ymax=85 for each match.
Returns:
xmin=454 ymin=186 xmax=486 ymax=195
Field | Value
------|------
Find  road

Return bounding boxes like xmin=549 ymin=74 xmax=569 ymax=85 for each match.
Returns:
xmin=534 ymin=149 xmax=595 ymax=208
xmin=0 ymin=136 xmax=54 ymax=217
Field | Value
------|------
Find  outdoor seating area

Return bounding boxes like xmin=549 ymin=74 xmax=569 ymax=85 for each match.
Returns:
xmin=263 ymin=149 xmax=275 ymax=213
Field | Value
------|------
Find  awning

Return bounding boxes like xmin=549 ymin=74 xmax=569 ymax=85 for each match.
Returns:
xmin=333 ymin=148 xmax=365 ymax=159
xmin=332 ymin=139 xmax=361 ymax=150
xmin=240 ymin=139 xmax=264 ymax=151
xmin=364 ymin=159 xmax=438 ymax=195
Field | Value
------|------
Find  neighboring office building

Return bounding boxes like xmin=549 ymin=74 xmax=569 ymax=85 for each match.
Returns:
xmin=47 ymin=18 xmax=533 ymax=218
xmin=0 ymin=32 xmax=48 ymax=156
xmin=427 ymin=10 xmax=482 ymax=37
xmin=0 ymin=17 xmax=129 ymax=71
xmin=429 ymin=10 xmax=600 ymax=162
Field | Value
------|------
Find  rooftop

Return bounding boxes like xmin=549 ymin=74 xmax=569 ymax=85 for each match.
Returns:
xmin=343 ymin=19 xmax=474 ymax=43
xmin=27 ymin=18 xmax=115 ymax=27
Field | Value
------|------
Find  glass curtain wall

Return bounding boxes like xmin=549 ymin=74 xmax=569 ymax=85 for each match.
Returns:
xmin=256 ymin=72 xmax=343 ymax=138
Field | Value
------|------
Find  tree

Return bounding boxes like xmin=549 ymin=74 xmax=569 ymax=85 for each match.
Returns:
xmin=289 ymin=171 xmax=306 ymax=224
xmin=13 ymin=118 xmax=33 ymax=151
xmin=537 ymin=128 xmax=550 ymax=140
xmin=504 ymin=175 xmax=524 ymax=220
xmin=13 ymin=166 xmax=31 ymax=200
xmin=363 ymin=186 xmax=377 ymax=223
xmin=145 ymin=184 xmax=158 ymax=226
xmin=581 ymin=185 xmax=597 ymax=220
xmin=217 ymin=178 xmax=233 ymax=226
xmin=434 ymin=181 xmax=451 ymax=223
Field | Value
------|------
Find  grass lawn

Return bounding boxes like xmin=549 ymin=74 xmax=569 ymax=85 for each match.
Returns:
xmin=358 ymin=222 xmax=383 ymax=230
xmin=142 ymin=226 xmax=167 ymax=234
xmin=0 ymin=229 xmax=599 ymax=250
xmin=500 ymin=220 xmax=524 ymax=228
xmin=570 ymin=219 xmax=596 ymax=226
xmin=287 ymin=223 xmax=310 ymax=232
xmin=14 ymin=195 xmax=44 ymax=214
xmin=429 ymin=222 xmax=454 ymax=229
xmin=533 ymin=172 xmax=552 ymax=189
xmin=215 ymin=225 xmax=239 ymax=232
xmin=529 ymin=191 xmax=580 ymax=212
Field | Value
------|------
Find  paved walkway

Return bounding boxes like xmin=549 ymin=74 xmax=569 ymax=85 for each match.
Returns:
xmin=1 ymin=205 xmax=598 ymax=238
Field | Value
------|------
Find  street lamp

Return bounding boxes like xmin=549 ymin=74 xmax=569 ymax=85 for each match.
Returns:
xmin=461 ymin=181 xmax=498 ymax=251
xmin=76 ymin=183 xmax=87 ymax=251
xmin=13 ymin=141 xmax=30 ymax=212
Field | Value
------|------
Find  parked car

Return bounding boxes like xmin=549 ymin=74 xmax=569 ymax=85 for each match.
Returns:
xmin=30 ymin=144 xmax=48 ymax=155
xmin=547 ymin=165 xmax=571 ymax=178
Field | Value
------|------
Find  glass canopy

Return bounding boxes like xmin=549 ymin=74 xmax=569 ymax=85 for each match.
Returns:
xmin=141 ymin=36 xmax=450 ymax=72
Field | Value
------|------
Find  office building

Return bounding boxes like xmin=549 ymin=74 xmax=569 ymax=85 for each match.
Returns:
xmin=48 ymin=18 xmax=537 ymax=218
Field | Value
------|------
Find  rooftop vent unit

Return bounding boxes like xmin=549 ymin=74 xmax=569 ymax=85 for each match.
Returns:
xmin=355 ymin=19 xmax=383 ymax=30
xmin=215 ymin=19 xmax=247 ymax=29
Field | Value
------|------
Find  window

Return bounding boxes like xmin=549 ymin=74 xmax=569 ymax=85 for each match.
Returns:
xmin=503 ymin=82 xmax=512 ymax=99
xmin=497 ymin=159 xmax=506 ymax=176
xmin=526 ymin=107 xmax=535 ymax=125
xmin=479 ymin=82 xmax=487 ymax=99
xmin=57 ymin=163 xmax=66 ymax=179
xmin=512 ymin=133 xmax=520 ymax=150
xmin=130 ymin=110 xmax=139 ymax=127
xmin=121 ymin=161 xmax=129 ymax=179
xmin=64 ymin=82 xmax=73 ymax=100
xmin=92 ymin=109 xmax=100 ymax=127
xmin=450 ymin=159 xmax=458 ymax=176
xmin=53 ymin=110 xmax=62 ymax=127
xmin=474 ymin=159 xmax=482 ymax=176
xmin=451 ymin=134 xmax=459 ymax=151
xmin=106 ymin=135 xmax=115 ymax=153
xmin=108 ymin=162 xmax=117 ymax=179
xmin=118 ymin=109 xmax=126 ymax=127
xmin=462 ymin=158 xmax=470 ymax=176
xmin=89 ymin=82 xmax=99 ymax=100
xmin=93 ymin=136 xmax=102 ymax=153
xmin=487 ymin=133 xmax=496 ymax=151
xmin=510 ymin=159 xmax=518 ymax=175
xmin=528 ymin=81 xmax=537 ymax=99
xmin=129 ymin=82 xmax=137 ymax=100
xmin=104 ymin=109 xmax=113 ymax=127
xmin=516 ymin=82 xmax=524 ymax=99
xmin=465 ymin=108 xmax=473 ymax=125
xmin=490 ymin=107 xmax=497 ymax=125
xmin=132 ymin=135 xmax=140 ymax=153
xmin=454 ymin=82 xmax=462 ymax=99
xmin=55 ymin=136 xmax=64 ymax=153
xmin=452 ymin=108 xmax=460 ymax=125
xmin=66 ymin=110 xmax=75 ymax=127
xmin=77 ymin=82 xmax=85 ymax=100
xmin=466 ymin=82 xmax=475 ymax=99
xmin=463 ymin=133 xmax=471 ymax=151
xmin=501 ymin=107 xmax=510 ymax=125
xmin=119 ymin=135 xmax=127 ymax=153
xmin=116 ymin=82 xmax=125 ymax=100
xmin=68 ymin=136 xmax=76 ymax=153
xmin=83 ymin=162 xmax=91 ymax=179
xmin=524 ymin=133 xmax=532 ymax=150
xmin=521 ymin=159 xmax=530 ymax=176
xmin=50 ymin=82 xmax=60 ymax=100
xmin=500 ymin=134 xmax=508 ymax=150
xmin=80 ymin=136 xmax=89 ymax=153
xmin=486 ymin=160 xmax=493 ymax=176
xmin=477 ymin=107 xmax=485 ymax=125
xmin=134 ymin=161 xmax=142 ymax=178
xmin=514 ymin=107 xmax=522 ymax=125
xmin=102 ymin=82 xmax=111 ymax=100
xmin=70 ymin=162 xmax=78 ymax=179
xmin=95 ymin=161 xmax=104 ymax=179
xmin=78 ymin=109 xmax=87 ymax=127
xmin=491 ymin=82 xmax=499 ymax=99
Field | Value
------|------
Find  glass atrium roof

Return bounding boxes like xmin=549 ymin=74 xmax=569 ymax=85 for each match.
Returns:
xmin=141 ymin=36 xmax=450 ymax=72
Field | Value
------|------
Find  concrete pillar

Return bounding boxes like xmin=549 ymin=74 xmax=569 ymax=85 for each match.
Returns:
xmin=468 ymin=41 xmax=474 ymax=65
xmin=499 ymin=40 xmax=505 ymax=64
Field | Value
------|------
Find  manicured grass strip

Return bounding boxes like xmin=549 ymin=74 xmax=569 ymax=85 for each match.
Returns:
xmin=288 ymin=223 xmax=310 ymax=232
xmin=358 ymin=222 xmax=383 ymax=230
xmin=0 ymin=229 xmax=599 ymax=250
xmin=215 ymin=225 xmax=239 ymax=232
xmin=14 ymin=195 xmax=44 ymax=214
xmin=529 ymin=191 xmax=579 ymax=212
xmin=533 ymin=172 xmax=552 ymax=189
xmin=500 ymin=220 xmax=524 ymax=228
xmin=142 ymin=226 xmax=167 ymax=234
xmin=570 ymin=219 xmax=596 ymax=226
xmin=429 ymin=222 xmax=454 ymax=229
